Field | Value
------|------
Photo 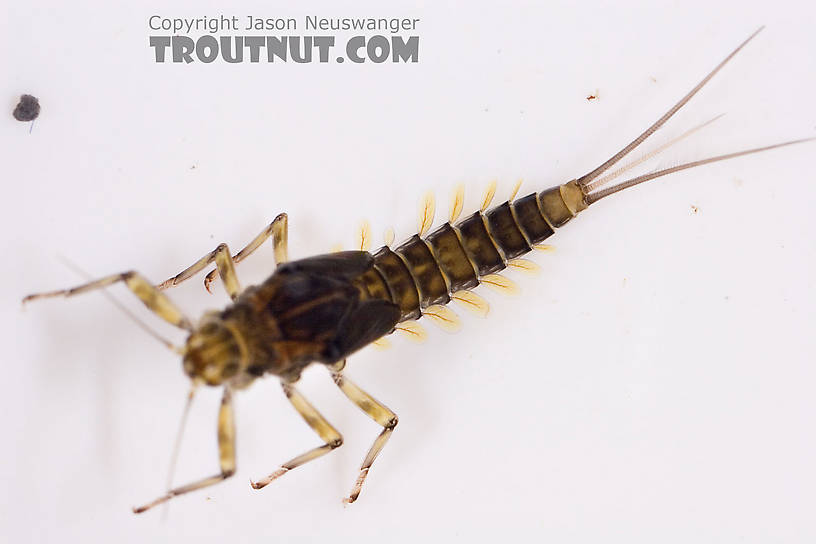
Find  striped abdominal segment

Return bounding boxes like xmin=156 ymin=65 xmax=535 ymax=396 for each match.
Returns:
xmin=367 ymin=181 xmax=585 ymax=323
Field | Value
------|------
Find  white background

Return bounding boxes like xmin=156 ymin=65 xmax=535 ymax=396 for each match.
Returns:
xmin=3 ymin=1 xmax=815 ymax=542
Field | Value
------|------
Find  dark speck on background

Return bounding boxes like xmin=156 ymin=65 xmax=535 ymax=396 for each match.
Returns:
xmin=13 ymin=94 xmax=40 ymax=122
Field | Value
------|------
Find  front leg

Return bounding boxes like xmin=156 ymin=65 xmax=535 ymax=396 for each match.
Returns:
xmin=22 ymin=270 xmax=192 ymax=331
xmin=133 ymin=387 xmax=236 ymax=514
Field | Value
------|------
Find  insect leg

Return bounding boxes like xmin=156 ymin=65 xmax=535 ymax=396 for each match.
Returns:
xmin=250 ymin=381 xmax=343 ymax=490
xmin=203 ymin=213 xmax=289 ymax=290
xmin=156 ymin=242 xmax=242 ymax=299
xmin=158 ymin=214 xmax=288 ymax=294
xmin=133 ymin=387 xmax=236 ymax=513
xmin=22 ymin=271 xmax=192 ymax=331
xmin=329 ymin=362 xmax=398 ymax=504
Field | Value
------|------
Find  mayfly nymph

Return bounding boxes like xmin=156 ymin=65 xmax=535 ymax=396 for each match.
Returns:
xmin=22 ymin=27 xmax=813 ymax=514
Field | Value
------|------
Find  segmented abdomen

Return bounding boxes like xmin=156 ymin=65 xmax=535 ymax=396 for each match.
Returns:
xmin=368 ymin=184 xmax=579 ymax=322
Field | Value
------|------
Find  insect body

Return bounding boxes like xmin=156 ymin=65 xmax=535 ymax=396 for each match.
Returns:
xmin=22 ymin=28 xmax=813 ymax=514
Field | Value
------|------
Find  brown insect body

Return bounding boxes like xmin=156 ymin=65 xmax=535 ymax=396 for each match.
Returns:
xmin=374 ymin=182 xmax=584 ymax=322
xmin=189 ymin=181 xmax=584 ymax=388
xmin=200 ymin=251 xmax=401 ymax=386
xmin=21 ymin=28 xmax=815 ymax=513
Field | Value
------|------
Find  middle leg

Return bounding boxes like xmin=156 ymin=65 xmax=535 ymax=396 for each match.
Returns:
xmin=203 ymin=213 xmax=289 ymax=291
xmin=156 ymin=213 xmax=288 ymax=294
xmin=156 ymin=243 xmax=242 ymax=299
xmin=250 ymin=380 xmax=343 ymax=490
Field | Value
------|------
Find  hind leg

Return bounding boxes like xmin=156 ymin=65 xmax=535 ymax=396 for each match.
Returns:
xmin=329 ymin=361 xmax=399 ymax=503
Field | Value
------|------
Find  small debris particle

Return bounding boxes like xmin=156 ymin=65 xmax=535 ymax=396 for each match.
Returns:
xmin=650 ymin=76 xmax=657 ymax=83
xmin=586 ymin=89 xmax=599 ymax=101
xmin=690 ymin=205 xmax=699 ymax=214
xmin=190 ymin=165 xmax=196 ymax=170
xmin=13 ymin=94 xmax=40 ymax=121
